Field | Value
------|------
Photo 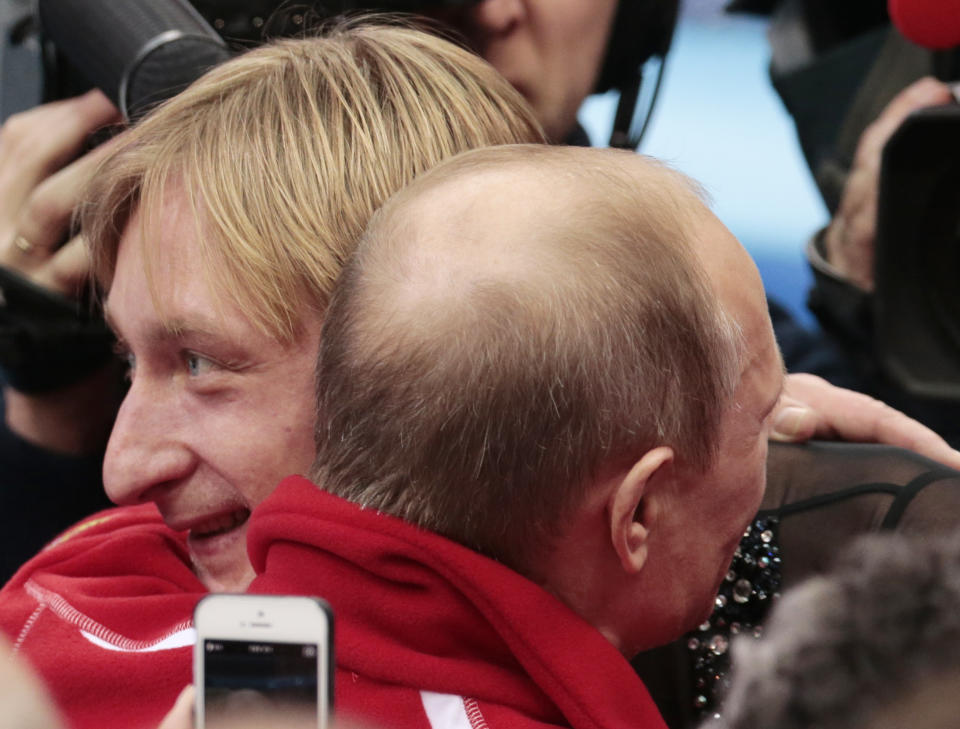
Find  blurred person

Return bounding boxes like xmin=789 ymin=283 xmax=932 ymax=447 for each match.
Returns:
xmin=805 ymin=75 xmax=960 ymax=441
xmin=716 ymin=531 xmax=960 ymax=729
xmin=159 ymin=686 xmax=384 ymax=729
xmin=246 ymin=143 xmax=784 ymax=729
xmin=0 ymin=23 xmax=545 ymax=729
xmin=743 ymin=0 xmax=960 ymax=440
xmin=424 ymin=0 xmax=642 ymax=144
xmin=814 ymin=77 xmax=953 ymax=293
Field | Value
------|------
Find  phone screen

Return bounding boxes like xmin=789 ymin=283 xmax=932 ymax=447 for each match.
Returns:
xmin=203 ymin=638 xmax=319 ymax=727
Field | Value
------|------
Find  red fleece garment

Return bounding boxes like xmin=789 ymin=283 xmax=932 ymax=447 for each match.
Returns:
xmin=0 ymin=504 xmax=205 ymax=729
xmin=248 ymin=476 xmax=668 ymax=729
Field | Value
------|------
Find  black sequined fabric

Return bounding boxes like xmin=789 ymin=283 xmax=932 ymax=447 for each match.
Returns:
xmin=686 ymin=514 xmax=781 ymax=722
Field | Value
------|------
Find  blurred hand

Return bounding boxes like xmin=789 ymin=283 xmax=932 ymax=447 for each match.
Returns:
xmin=156 ymin=684 xmax=349 ymax=729
xmin=824 ymin=77 xmax=953 ymax=291
xmin=770 ymin=372 xmax=960 ymax=470
xmin=158 ymin=685 xmax=194 ymax=729
xmin=0 ymin=89 xmax=120 ymax=297
xmin=0 ymin=634 xmax=65 ymax=729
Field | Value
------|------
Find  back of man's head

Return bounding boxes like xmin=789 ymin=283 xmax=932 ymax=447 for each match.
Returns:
xmin=311 ymin=144 xmax=742 ymax=572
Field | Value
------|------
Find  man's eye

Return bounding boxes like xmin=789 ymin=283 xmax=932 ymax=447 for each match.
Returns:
xmin=185 ymin=353 xmax=218 ymax=377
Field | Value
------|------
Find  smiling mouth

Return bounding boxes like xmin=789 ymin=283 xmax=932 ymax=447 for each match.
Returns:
xmin=190 ymin=508 xmax=251 ymax=539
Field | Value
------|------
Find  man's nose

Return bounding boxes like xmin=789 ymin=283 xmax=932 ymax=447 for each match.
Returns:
xmin=470 ymin=0 xmax=526 ymax=35
xmin=102 ymin=379 xmax=195 ymax=506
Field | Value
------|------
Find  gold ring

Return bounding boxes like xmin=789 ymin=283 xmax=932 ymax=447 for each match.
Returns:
xmin=13 ymin=235 xmax=34 ymax=254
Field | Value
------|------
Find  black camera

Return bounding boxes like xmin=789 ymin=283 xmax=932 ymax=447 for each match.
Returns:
xmin=6 ymin=0 xmax=679 ymax=141
xmin=874 ymin=100 xmax=960 ymax=402
xmin=1 ymin=0 xmax=479 ymax=122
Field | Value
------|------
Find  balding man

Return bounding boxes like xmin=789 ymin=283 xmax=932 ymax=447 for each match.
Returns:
xmin=245 ymin=144 xmax=784 ymax=729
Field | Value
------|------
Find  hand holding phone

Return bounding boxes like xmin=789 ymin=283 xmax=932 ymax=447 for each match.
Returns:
xmin=193 ymin=595 xmax=333 ymax=729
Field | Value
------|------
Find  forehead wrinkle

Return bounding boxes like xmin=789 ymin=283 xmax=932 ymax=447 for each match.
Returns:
xmin=102 ymin=293 xmax=232 ymax=346
xmin=147 ymin=316 xmax=210 ymax=340
xmin=731 ymin=321 xmax=784 ymax=418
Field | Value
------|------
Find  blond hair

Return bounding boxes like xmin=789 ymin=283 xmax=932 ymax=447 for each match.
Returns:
xmin=81 ymin=22 xmax=545 ymax=342
xmin=313 ymin=145 xmax=743 ymax=569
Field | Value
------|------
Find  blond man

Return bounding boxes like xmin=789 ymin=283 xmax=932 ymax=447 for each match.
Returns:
xmin=0 ymin=24 xmax=544 ymax=729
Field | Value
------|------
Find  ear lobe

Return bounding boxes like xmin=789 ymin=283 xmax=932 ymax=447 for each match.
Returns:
xmin=608 ymin=446 xmax=674 ymax=574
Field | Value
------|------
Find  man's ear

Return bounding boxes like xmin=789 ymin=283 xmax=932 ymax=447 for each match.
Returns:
xmin=607 ymin=446 xmax=674 ymax=574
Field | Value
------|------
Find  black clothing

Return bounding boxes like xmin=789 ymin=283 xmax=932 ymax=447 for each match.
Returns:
xmin=807 ymin=234 xmax=960 ymax=446
xmin=768 ymin=298 xmax=866 ymax=390
xmin=0 ymin=268 xmax=114 ymax=393
xmin=0 ymin=391 xmax=109 ymax=583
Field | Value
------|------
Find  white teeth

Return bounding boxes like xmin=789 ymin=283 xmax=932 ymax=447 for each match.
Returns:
xmin=193 ymin=510 xmax=249 ymax=538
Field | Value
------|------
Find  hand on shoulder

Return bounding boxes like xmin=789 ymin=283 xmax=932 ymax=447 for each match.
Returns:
xmin=770 ymin=372 xmax=960 ymax=470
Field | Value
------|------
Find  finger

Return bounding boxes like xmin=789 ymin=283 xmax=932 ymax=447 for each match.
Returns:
xmin=11 ymin=139 xmax=120 ymax=263
xmin=0 ymin=92 xmax=120 ymax=246
xmin=779 ymin=373 xmax=960 ymax=470
xmin=855 ymin=77 xmax=954 ymax=169
xmin=0 ymin=90 xmax=119 ymax=190
xmin=30 ymin=235 xmax=92 ymax=297
xmin=0 ymin=92 xmax=121 ymax=271
xmin=826 ymin=165 xmax=880 ymax=289
xmin=157 ymin=685 xmax=195 ymax=729
xmin=781 ymin=373 xmax=891 ymax=443
xmin=769 ymin=398 xmax=818 ymax=443
xmin=856 ymin=401 xmax=960 ymax=471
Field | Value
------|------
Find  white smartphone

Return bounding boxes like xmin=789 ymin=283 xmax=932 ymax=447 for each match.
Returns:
xmin=193 ymin=594 xmax=334 ymax=729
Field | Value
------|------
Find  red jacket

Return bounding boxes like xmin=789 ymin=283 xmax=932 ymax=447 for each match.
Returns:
xmin=0 ymin=504 xmax=205 ymax=729
xmin=249 ymin=476 xmax=668 ymax=729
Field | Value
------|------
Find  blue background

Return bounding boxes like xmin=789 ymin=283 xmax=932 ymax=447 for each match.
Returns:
xmin=579 ymin=0 xmax=829 ymax=327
